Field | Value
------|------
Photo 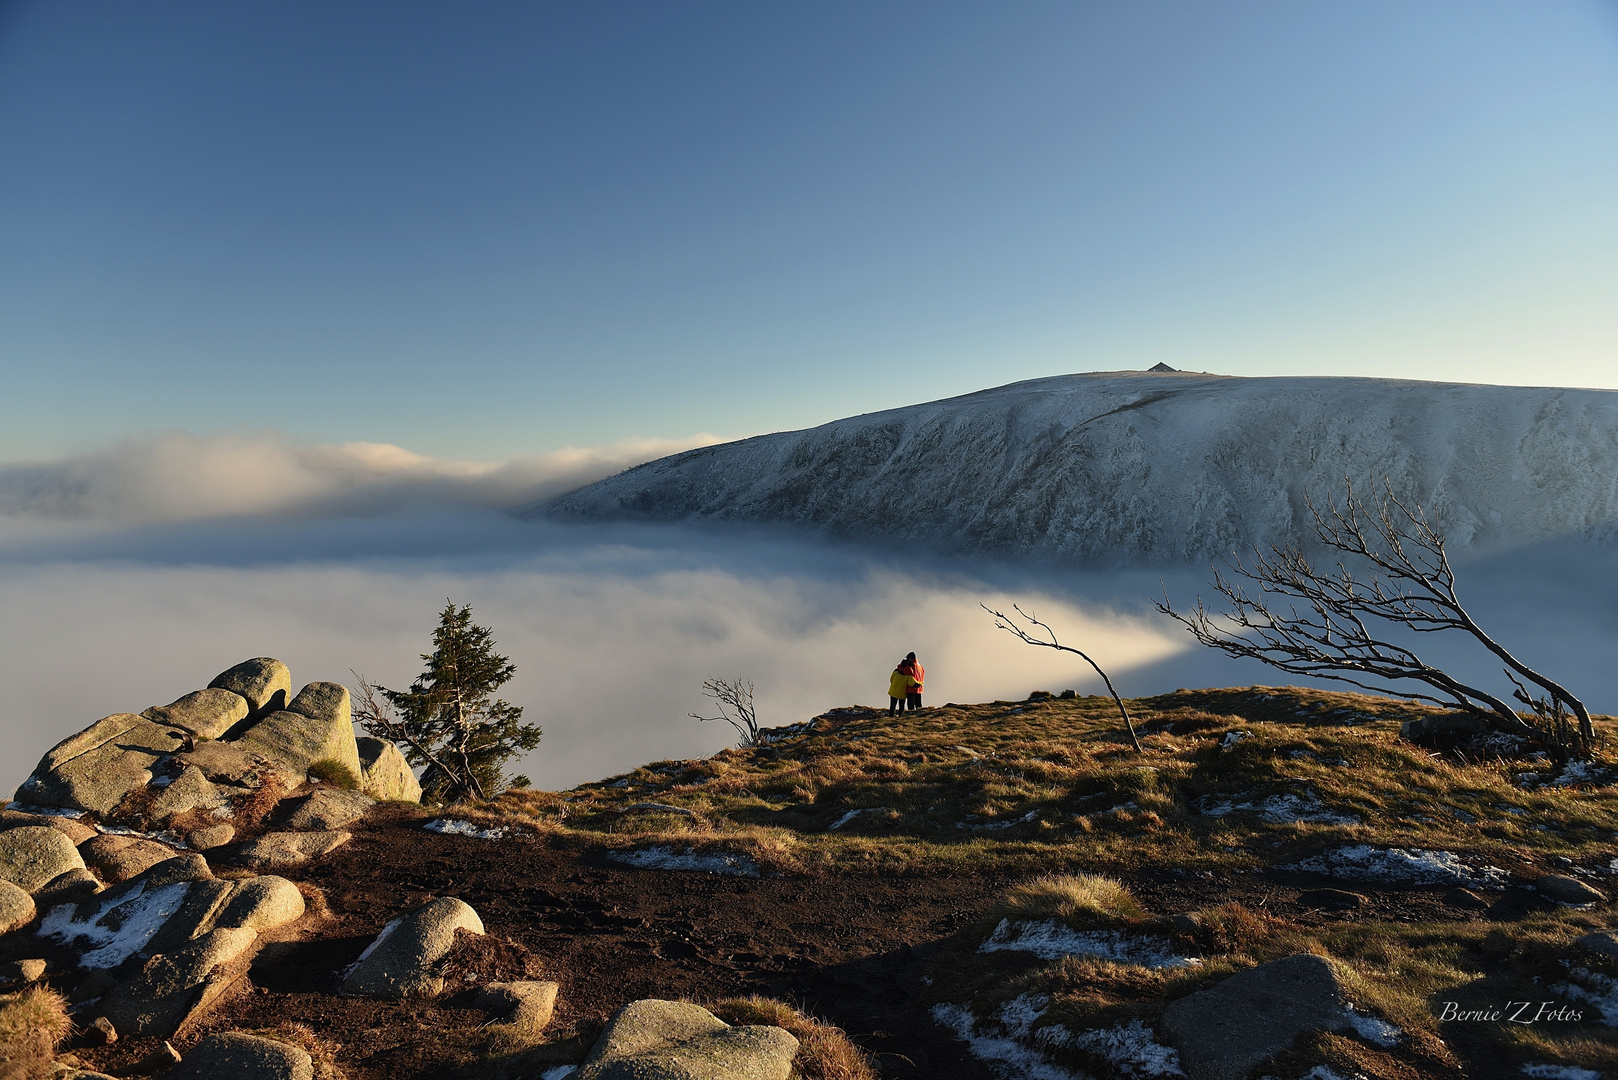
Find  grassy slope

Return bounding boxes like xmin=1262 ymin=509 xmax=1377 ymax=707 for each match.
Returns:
xmin=478 ymin=686 xmax=1618 ymax=1078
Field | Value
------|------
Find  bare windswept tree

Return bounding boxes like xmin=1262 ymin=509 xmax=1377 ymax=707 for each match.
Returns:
xmin=983 ymin=603 xmax=1144 ymax=753
xmin=1155 ymin=479 xmax=1595 ymax=761
xmin=690 ymin=676 xmax=763 ymax=748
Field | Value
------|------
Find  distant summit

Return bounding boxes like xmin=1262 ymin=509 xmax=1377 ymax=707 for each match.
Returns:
xmin=539 ymin=372 xmax=1618 ymax=564
xmin=1147 ymin=362 xmax=1179 ymax=372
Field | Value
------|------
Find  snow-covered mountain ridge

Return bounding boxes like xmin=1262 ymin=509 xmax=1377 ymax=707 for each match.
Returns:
xmin=540 ymin=371 xmax=1618 ymax=564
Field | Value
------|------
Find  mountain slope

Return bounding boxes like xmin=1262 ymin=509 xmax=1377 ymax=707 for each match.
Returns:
xmin=540 ymin=371 xmax=1618 ymax=564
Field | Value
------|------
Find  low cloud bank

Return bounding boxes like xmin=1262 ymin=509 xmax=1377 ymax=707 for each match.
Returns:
xmin=0 ymin=430 xmax=725 ymax=526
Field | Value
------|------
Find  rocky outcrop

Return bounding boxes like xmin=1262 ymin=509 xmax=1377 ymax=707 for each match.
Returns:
xmin=342 ymin=896 xmax=484 ymax=998
xmin=78 ymin=834 xmax=176 ymax=884
xmin=0 ymin=826 xmax=86 ymax=894
xmin=164 ymin=1032 xmax=314 ymax=1080
xmin=15 ymin=715 xmax=188 ymax=814
xmin=357 ymin=737 xmax=423 ymax=802
xmin=10 ymin=659 xmax=417 ymax=825
xmin=208 ymin=658 xmax=292 ymax=720
xmin=1159 ymin=954 xmax=1354 ymax=1080
xmin=578 ymin=999 xmax=798 ymax=1080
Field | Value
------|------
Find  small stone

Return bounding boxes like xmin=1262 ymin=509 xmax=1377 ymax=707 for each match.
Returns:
xmin=1575 ymin=930 xmax=1618 ymax=958
xmin=577 ymin=999 xmax=798 ymax=1080
xmin=0 ymin=825 xmax=87 ymax=893
xmin=0 ymin=958 xmax=46 ymax=985
xmin=341 ymin=896 xmax=484 ymax=998
xmin=356 ymin=738 xmax=422 ymax=803
xmin=209 ymin=658 xmax=293 ymax=718
xmin=232 ymin=830 xmax=351 ymax=871
xmin=283 ymin=789 xmax=374 ymax=831
xmin=477 ymin=980 xmax=560 ymax=1030
xmin=165 ymin=1032 xmax=313 ymax=1080
xmin=1298 ymin=888 xmax=1365 ymax=911
xmin=143 ymin=688 xmax=249 ymax=741
xmin=1445 ymin=887 xmax=1491 ymax=911
xmin=1168 ymin=912 xmax=1205 ymax=933
xmin=32 ymin=867 xmax=101 ymax=908
xmin=1538 ymin=874 xmax=1607 ymax=906
xmin=0 ymin=879 xmax=35 ymax=934
xmin=84 ymin=1015 xmax=118 ymax=1045
xmin=79 ymin=834 xmax=179 ymax=884
xmin=188 ymin=824 xmax=236 ymax=850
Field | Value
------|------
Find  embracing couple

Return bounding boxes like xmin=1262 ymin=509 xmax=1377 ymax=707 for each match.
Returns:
xmin=887 ymin=652 xmax=924 ymax=715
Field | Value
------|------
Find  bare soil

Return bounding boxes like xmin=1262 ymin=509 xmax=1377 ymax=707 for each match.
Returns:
xmin=65 ymin=803 xmax=1555 ymax=1079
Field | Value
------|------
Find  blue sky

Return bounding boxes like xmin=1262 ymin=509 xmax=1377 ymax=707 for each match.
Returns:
xmin=2 ymin=1 xmax=1616 ymax=462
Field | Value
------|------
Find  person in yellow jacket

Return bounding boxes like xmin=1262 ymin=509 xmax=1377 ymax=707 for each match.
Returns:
xmin=888 ymin=660 xmax=915 ymax=716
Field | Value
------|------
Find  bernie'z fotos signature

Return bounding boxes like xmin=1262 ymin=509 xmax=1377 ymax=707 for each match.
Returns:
xmin=1438 ymin=1001 xmax=1584 ymax=1025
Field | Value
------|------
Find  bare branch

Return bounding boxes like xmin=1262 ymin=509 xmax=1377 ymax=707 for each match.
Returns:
xmin=983 ymin=603 xmax=1143 ymax=753
xmin=690 ymin=675 xmax=763 ymax=748
xmin=1155 ymin=478 xmax=1593 ymax=760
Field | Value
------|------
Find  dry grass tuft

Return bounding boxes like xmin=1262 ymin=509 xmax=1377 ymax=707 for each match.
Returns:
xmin=709 ymin=996 xmax=878 ymax=1080
xmin=0 ymin=986 xmax=72 ymax=1080
xmin=998 ymin=873 xmax=1144 ymax=930
xmin=245 ymin=1023 xmax=347 ymax=1080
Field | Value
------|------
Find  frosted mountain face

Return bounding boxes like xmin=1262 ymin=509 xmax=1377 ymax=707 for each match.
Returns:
xmin=541 ymin=372 xmax=1618 ymax=564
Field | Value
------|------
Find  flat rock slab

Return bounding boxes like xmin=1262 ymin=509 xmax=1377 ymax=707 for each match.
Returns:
xmin=342 ymin=896 xmax=484 ymax=998
xmin=142 ymin=688 xmax=248 ymax=741
xmin=1575 ymin=930 xmax=1618 ymax=958
xmin=0 ymin=825 xmax=87 ymax=894
xmin=0 ymin=879 xmax=35 ymax=934
xmin=165 ymin=1031 xmax=313 ymax=1080
xmin=80 ymin=834 xmax=181 ymax=884
xmin=173 ymin=740 xmax=293 ymax=790
xmin=100 ymin=926 xmax=259 ymax=1037
xmin=209 ymin=658 xmax=293 ymax=719
xmin=357 ymin=737 xmax=423 ymax=803
xmin=578 ymin=999 xmax=798 ymax=1080
xmin=283 ymin=788 xmax=374 ymax=831
xmin=187 ymin=824 xmax=235 ymax=851
xmin=233 ymin=830 xmax=351 ymax=870
xmin=16 ymin=715 xmax=188 ymax=814
xmin=1159 ymin=954 xmax=1352 ymax=1080
xmin=1537 ymin=874 xmax=1607 ymax=906
xmin=0 ymin=809 xmax=96 ymax=844
xmin=33 ymin=868 xmax=101 ymax=908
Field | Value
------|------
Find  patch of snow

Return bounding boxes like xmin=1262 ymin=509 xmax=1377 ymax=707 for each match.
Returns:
xmin=1553 ymin=968 xmax=1618 ymax=1025
xmin=997 ymin=993 xmax=1049 ymax=1036
xmin=95 ymin=823 xmax=188 ymax=848
xmin=540 ymin=1068 xmax=578 ymax=1080
xmin=38 ymin=881 xmax=192 ymax=969
xmin=1221 ymin=731 xmax=1250 ymax=750
xmin=1522 ymin=1067 xmax=1602 ymax=1080
xmin=979 ymin=919 xmax=1201 ymax=968
xmin=1200 ymin=790 xmax=1360 ymax=826
xmin=977 ymin=811 xmax=1040 ymax=831
xmin=932 ymin=1002 xmax=1082 ymax=1080
xmin=1069 ymin=1020 xmax=1185 ymax=1078
xmin=342 ymin=915 xmax=405 ymax=978
xmin=1549 ymin=760 xmax=1614 ymax=788
xmin=1295 ymin=1068 xmax=1372 ymax=1080
xmin=423 ymin=818 xmax=508 ymax=840
xmin=829 ymin=807 xmax=883 ymax=830
xmin=1344 ymin=1007 xmax=1402 ymax=1047
xmin=607 ymin=845 xmax=761 ymax=877
xmin=1287 ymin=846 xmax=1507 ymax=888
xmin=148 ymin=775 xmax=174 ymax=788
xmin=6 ymin=802 xmax=86 ymax=819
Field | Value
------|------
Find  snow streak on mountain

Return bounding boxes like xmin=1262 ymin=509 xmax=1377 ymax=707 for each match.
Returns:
xmin=540 ymin=372 xmax=1618 ymax=564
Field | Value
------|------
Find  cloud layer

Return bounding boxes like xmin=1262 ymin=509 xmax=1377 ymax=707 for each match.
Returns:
xmin=0 ymin=430 xmax=724 ymax=525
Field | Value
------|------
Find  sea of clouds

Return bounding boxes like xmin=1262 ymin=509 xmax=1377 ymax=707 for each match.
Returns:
xmin=2 ymin=430 xmax=1615 ymax=797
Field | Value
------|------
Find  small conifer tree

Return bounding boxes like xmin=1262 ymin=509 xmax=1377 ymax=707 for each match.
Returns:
xmin=353 ymin=601 xmax=541 ymax=802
